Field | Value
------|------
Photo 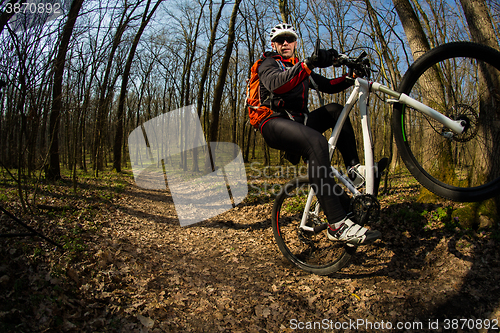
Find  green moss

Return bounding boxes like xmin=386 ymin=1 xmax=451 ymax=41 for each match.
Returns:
xmin=417 ymin=187 xmax=439 ymax=204
xmin=477 ymin=198 xmax=498 ymax=220
xmin=451 ymin=199 xmax=498 ymax=231
xmin=451 ymin=205 xmax=476 ymax=230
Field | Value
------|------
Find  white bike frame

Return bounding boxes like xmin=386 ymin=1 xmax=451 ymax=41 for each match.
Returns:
xmin=299 ymin=77 xmax=466 ymax=232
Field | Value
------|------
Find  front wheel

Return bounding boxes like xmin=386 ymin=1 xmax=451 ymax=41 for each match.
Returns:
xmin=393 ymin=41 xmax=500 ymax=202
xmin=271 ymin=177 xmax=354 ymax=275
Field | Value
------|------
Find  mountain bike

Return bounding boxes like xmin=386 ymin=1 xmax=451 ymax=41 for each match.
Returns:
xmin=271 ymin=41 xmax=500 ymax=275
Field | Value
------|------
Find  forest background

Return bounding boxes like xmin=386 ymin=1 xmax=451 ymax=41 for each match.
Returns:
xmin=1 ymin=0 xmax=499 ymax=187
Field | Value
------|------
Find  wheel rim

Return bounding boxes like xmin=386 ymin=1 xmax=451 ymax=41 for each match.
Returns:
xmin=397 ymin=44 xmax=500 ymax=199
xmin=274 ymin=181 xmax=348 ymax=270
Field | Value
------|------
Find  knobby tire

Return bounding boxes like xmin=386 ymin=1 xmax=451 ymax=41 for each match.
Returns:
xmin=271 ymin=177 xmax=354 ymax=275
xmin=393 ymin=41 xmax=500 ymax=202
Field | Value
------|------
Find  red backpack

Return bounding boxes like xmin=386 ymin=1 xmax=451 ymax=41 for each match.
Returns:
xmin=246 ymin=55 xmax=285 ymax=128
xmin=246 ymin=57 xmax=271 ymax=128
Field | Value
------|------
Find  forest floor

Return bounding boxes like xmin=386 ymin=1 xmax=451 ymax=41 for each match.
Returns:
xmin=1 ymin=168 xmax=500 ymax=332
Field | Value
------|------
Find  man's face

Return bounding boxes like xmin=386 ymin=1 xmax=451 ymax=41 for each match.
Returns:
xmin=271 ymin=35 xmax=297 ymax=59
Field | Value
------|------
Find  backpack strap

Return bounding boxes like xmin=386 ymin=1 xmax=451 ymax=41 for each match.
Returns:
xmin=309 ymin=75 xmax=325 ymax=107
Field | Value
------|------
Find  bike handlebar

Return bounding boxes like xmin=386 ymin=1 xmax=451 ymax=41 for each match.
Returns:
xmin=334 ymin=51 xmax=372 ymax=78
xmin=313 ymin=39 xmax=373 ymax=78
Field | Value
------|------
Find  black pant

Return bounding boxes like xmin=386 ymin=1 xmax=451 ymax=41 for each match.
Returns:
xmin=261 ymin=103 xmax=359 ymax=224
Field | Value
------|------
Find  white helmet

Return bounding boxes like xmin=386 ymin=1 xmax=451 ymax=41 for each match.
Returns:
xmin=270 ymin=23 xmax=298 ymax=42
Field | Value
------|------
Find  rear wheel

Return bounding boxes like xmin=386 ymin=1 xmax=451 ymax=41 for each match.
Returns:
xmin=271 ymin=177 xmax=354 ymax=275
xmin=393 ymin=42 xmax=500 ymax=202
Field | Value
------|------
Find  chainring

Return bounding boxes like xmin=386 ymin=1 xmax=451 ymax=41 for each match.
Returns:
xmin=351 ymin=194 xmax=380 ymax=225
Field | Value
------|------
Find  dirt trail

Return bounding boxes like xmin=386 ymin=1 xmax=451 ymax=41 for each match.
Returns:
xmin=1 ymin=179 xmax=499 ymax=332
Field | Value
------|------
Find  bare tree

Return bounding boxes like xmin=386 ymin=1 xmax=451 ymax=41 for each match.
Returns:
xmin=113 ymin=0 xmax=164 ymax=173
xmin=460 ymin=0 xmax=499 ymax=50
xmin=93 ymin=0 xmax=143 ymax=174
xmin=364 ymin=0 xmax=403 ymax=185
xmin=0 ymin=0 xmax=20 ymax=34
xmin=47 ymin=0 xmax=85 ymax=180
xmin=279 ymin=0 xmax=289 ymax=23
xmin=208 ymin=0 xmax=242 ymax=143
xmin=240 ymin=0 xmax=266 ymax=163
xmin=196 ymin=0 xmax=225 ymax=119
xmin=192 ymin=0 xmax=226 ymax=171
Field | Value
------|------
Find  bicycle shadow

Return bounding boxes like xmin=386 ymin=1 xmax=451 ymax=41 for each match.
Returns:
xmin=330 ymin=201 xmax=500 ymax=323
xmin=198 ymin=196 xmax=500 ymax=322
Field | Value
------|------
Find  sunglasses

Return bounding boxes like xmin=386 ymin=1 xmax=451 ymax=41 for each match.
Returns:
xmin=273 ymin=36 xmax=297 ymax=44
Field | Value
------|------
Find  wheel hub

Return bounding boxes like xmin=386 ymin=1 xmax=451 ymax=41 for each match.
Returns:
xmin=445 ymin=104 xmax=479 ymax=142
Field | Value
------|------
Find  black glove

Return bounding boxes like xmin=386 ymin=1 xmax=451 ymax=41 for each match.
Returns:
xmin=304 ymin=48 xmax=338 ymax=69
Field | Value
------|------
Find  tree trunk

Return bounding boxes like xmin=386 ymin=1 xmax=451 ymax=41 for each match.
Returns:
xmin=47 ymin=0 xmax=84 ymax=180
xmin=113 ymin=0 xmax=163 ymax=173
xmin=393 ymin=0 xmax=431 ymax=61
xmin=460 ymin=0 xmax=499 ymax=50
xmin=240 ymin=0 xmax=263 ymax=163
xmin=195 ymin=0 xmax=225 ymax=119
xmin=231 ymin=46 xmax=239 ymax=144
xmin=279 ymin=0 xmax=289 ymax=23
xmin=208 ymin=0 xmax=242 ymax=143
xmin=393 ymin=0 xmax=454 ymax=195
xmin=460 ymin=0 xmax=500 ymax=211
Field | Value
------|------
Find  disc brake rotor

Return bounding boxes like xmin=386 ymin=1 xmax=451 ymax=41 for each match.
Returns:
xmin=447 ymin=104 xmax=479 ymax=142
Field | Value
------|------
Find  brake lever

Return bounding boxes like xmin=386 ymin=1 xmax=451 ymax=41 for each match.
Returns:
xmin=314 ymin=39 xmax=320 ymax=58
xmin=333 ymin=54 xmax=349 ymax=67
xmin=356 ymin=51 xmax=368 ymax=61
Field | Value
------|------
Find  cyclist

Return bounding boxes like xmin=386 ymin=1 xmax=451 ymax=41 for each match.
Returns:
xmin=258 ymin=23 xmax=384 ymax=245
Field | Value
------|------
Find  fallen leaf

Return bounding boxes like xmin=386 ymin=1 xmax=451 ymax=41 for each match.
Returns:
xmin=66 ymin=266 xmax=79 ymax=284
xmin=307 ymin=295 xmax=318 ymax=307
xmin=255 ymin=305 xmax=271 ymax=318
xmin=137 ymin=314 xmax=154 ymax=328
xmin=0 ymin=275 xmax=9 ymax=285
